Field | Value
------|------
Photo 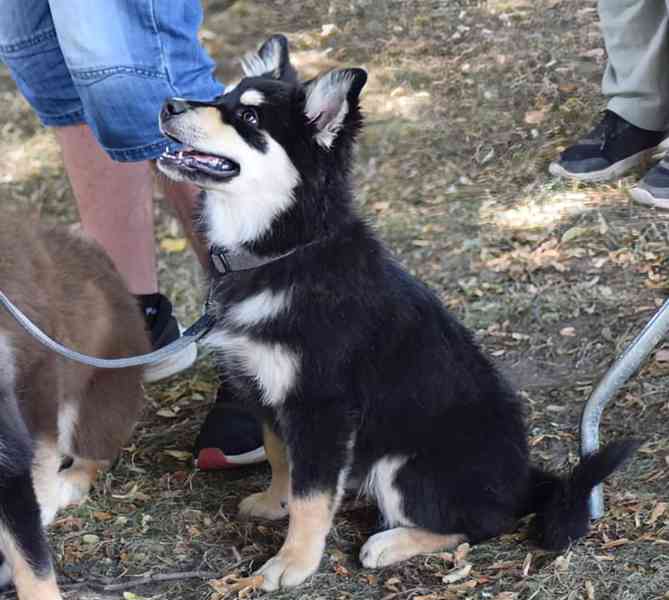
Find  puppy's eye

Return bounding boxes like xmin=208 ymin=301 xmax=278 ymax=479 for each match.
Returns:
xmin=238 ymin=107 xmax=259 ymax=126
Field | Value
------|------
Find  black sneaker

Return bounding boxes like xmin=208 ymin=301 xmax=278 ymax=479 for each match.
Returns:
xmin=549 ymin=110 xmax=667 ymax=182
xmin=193 ymin=383 xmax=266 ymax=470
xmin=630 ymin=157 xmax=669 ymax=209
xmin=138 ymin=293 xmax=198 ymax=383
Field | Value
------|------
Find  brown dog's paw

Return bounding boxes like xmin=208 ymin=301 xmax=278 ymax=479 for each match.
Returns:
xmin=238 ymin=491 xmax=288 ymax=521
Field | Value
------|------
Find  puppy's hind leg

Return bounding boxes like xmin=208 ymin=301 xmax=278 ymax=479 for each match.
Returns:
xmin=361 ymin=528 xmax=464 ymax=568
xmin=239 ymin=425 xmax=289 ymax=520
xmin=360 ymin=455 xmax=466 ymax=569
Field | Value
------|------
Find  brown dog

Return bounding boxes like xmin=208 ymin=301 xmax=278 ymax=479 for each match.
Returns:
xmin=0 ymin=213 xmax=149 ymax=600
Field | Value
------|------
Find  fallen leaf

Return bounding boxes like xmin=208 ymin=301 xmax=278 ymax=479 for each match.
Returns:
xmin=655 ymin=350 xmax=669 ymax=364
xmin=601 ymin=538 xmax=629 ymax=549
xmin=493 ymin=593 xmax=517 ymax=600
xmin=454 ymin=542 xmax=471 ymax=564
xmin=163 ymin=450 xmax=192 ymax=461
xmin=157 ymin=408 xmax=178 ymax=418
xmin=649 ymin=502 xmax=668 ymax=525
xmin=209 ymin=573 xmax=263 ymax=599
xmin=585 ymin=580 xmax=595 ymax=600
xmin=560 ymin=326 xmax=576 ymax=337
xmin=524 ymin=110 xmax=547 ymax=124
xmin=160 ymin=237 xmax=188 ymax=253
xmin=553 ymin=552 xmax=572 ymax=572
xmin=558 ymin=83 xmax=577 ymax=93
xmin=561 ymin=226 xmax=590 ymax=243
xmin=442 ymin=563 xmax=472 ymax=584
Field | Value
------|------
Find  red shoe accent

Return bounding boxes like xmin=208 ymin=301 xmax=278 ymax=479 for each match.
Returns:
xmin=196 ymin=448 xmax=234 ymax=471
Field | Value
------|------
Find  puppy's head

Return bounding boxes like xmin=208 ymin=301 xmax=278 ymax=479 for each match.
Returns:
xmin=157 ymin=34 xmax=367 ymax=247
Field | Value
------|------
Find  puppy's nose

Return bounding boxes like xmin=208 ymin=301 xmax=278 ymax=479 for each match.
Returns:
xmin=161 ymin=98 xmax=190 ymax=120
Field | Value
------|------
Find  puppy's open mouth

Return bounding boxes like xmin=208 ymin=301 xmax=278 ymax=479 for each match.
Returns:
xmin=159 ymin=148 xmax=240 ymax=181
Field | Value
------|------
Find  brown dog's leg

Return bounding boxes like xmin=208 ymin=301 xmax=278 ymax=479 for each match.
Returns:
xmin=239 ymin=425 xmax=290 ymax=520
xmin=257 ymin=492 xmax=335 ymax=590
xmin=360 ymin=528 xmax=466 ymax=568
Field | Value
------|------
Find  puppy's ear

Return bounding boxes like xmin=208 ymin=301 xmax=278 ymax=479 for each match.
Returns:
xmin=241 ymin=34 xmax=297 ymax=82
xmin=304 ymin=68 xmax=367 ymax=149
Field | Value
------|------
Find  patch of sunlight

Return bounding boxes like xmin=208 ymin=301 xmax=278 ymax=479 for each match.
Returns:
xmin=292 ymin=50 xmax=432 ymax=122
xmin=483 ymin=191 xmax=589 ymax=230
xmin=0 ymin=130 xmax=61 ymax=185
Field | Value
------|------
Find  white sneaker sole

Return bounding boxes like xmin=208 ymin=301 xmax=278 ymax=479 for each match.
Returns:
xmin=628 ymin=187 xmax=669 ymax=210
xmin=548 ymin=146 xmax=659 ymax=183
xmin=195 ymin=445 xmax=267 ymax=470
xmin=143 ymin=336 xmax=198 ymax=383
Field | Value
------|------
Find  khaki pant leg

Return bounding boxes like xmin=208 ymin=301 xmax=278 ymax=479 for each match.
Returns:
xmin=599 ymin=0 xmax=669 ymax=130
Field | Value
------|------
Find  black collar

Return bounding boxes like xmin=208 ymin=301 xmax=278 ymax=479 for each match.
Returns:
xmin=208 ymin=245 xmax=299 ymax=276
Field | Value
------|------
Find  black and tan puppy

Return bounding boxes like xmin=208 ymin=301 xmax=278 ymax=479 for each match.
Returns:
xmin=157 ymin=35 xmax=637 ymax=591
xmin=0 ymin=213 xmax=149 ymax=600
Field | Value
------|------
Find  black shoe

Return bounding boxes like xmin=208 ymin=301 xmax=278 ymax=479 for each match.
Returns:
xmin=630 ymin=156 xmax=669 ymax=209
xmin=194 ymin=384 xmax=266 ymax=470
xmin=549 ymin=110 xmax=667 ymax=182
xmin=137 ymin=293 xmax=198 ymax=383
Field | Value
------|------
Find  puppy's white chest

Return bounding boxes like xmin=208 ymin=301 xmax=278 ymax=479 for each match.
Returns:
xmin=204 ymin=328 xmax=300 ymax=406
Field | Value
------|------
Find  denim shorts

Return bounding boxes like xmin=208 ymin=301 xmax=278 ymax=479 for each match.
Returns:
xmin=0 ymin=1 xmax=224 ymax=161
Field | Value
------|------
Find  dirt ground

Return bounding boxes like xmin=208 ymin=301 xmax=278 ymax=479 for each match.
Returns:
xmin=0 ymin=1 xmax=668 ymax=599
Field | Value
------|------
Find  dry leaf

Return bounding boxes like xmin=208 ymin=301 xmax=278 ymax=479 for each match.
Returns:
xmin=384 ymin=576 xmax=402 ymax=592
xmin=160 ymin=237 xmax=188 ymax=253
xmin=585 ymin=580 xmax=595 ymax=600
xmin=558 ymin=83 xmax=577 ymax=93
xmin=163 ymin=450 xmax=192 ymax=461
xmin=524 ymin=110 xmax=547 ymax=124
xmin=493 ymin=593 xmax=517 ymax=600
xmin=454 ymin=542 xmax=471 ymax=564
xmin=521 ymin=552 xmax=532 ymax=577
xmin=157 ymin=408 xmax=178 ymax=418
xmin=561 ymin=226 xmax=590 ymax=243
xmin=601 ymin=538 xmax=629 ymax=549
xmin=649 ymin=502 xmax=668 ymax=525
xmin=442 ymin=563 xmax=472 ymax=584
xmin=553 ymin=552 xmax=572 ymax=572
xmin=209 ymin=573 xmax=264 ymax=599
xmin=560 ymin=326 xmax=576 ymax=337
xmin=655 ymin=350 xmax=669 ymax=364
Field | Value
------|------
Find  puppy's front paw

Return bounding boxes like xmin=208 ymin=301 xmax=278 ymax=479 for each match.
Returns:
xmin=239 ymin=491 xmax=288 ymax=521
xmin=256 ymin=546 xmax=322 ymax=590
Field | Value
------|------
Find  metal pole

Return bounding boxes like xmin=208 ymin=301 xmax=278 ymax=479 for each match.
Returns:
xmin=580 ymin=298 xmax=669 ymax=519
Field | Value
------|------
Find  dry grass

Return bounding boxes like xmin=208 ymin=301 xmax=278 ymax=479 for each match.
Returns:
xmin=0 ymin=1 xmax=667 ymax=599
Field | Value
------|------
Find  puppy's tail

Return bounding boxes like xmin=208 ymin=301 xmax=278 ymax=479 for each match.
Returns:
xmin=527 ymin=439 xmax=639 ymax=551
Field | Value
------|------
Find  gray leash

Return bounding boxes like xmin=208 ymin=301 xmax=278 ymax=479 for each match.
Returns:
xmin=0 ymin=290 xmax=216 ymax=368
xmin=0 ymin=245 xmax=299 ymax=369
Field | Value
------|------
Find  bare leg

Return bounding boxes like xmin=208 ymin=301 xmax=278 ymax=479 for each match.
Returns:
xmin=158 ymin=176 xmax=209 ymax=269
xmin=239 ymin=426 xmax=290 ymax=520
xmin=360 ymin=528 xmax=466 ymax=569
xmin=54 ymin=124 xmax=158 ymax=295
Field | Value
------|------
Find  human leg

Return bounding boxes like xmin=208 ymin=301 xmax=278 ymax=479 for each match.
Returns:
xmin=600 ymin=0 xmax=669 ymax=131
xmin=549 ymin=0 xmax=669 ymax=182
